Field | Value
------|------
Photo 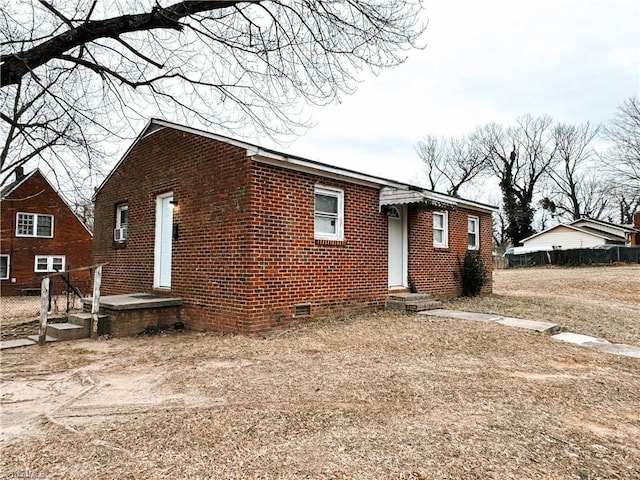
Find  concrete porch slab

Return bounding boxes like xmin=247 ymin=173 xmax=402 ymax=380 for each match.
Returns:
xmin=82 ymin=293 xmax=183 ymax=311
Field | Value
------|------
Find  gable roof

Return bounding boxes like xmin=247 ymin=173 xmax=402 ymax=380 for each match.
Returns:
xmin=1 ymin=168 xmax=93 ymax=236
xmin=1 ymin=169 xmax=38 ymax=199
xmin=570 ymin=217 xmax=637 ymax=234
xmin=522 ymin=222 xmax=626 ymax=244
xmin=94 ymin=118 xmax=497 ymax=214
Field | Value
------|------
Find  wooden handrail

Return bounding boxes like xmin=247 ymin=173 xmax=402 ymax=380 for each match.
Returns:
xmin=42 ymin=263 xmax=108 ymax=279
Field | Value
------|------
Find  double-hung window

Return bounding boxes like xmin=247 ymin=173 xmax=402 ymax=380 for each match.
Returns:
xmin=0 ymin=255 xmax=9 ymax=280
xmin=114 ymin=204 xmax=128 ymax=242
xmin=433 ymin=211 xmax=448 ymax=248
xmin=314 ymin=187 xmax=344 ymax=241
xmin=16 ymin=213 xmax=54 ymax=238
xmin=468 ymin=216 xmax=480 ymax=249
xmin=34 ymin=255 xmax=65 ymax=273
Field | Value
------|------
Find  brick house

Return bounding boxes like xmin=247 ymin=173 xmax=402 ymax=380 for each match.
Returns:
xmin=92 ymin=119 xmax=496 ymax=334
xmin=1 ymin=168 xmax=93 ymax=296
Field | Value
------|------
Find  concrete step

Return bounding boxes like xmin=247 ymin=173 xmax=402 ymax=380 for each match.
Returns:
xmin=387 ymin=293 xmax=435 ymax=302
xmin=46 ymin=322 xmax=89 ymax=341
xmin=27 ymin=334 xmax=58 ymax=343
xmin=68 ymin=312 xmax=94 ymax=328
xmin=386 ymin=298 xmax=443 ymax=313
xmin=404 ymin=300 xmax=443 ymax=312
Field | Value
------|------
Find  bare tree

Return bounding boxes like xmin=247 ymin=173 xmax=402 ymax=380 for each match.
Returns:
xmin=607 ymin=185 xmax=640 ymax=224
xmin=472 ymin=115 xmax=557 ymax=245
xmin=1 ymin=0 xmax=425 ymax=198
xmin=604 ymin=97 xmax=640 ymax=188
xmin=415 ymin=134 xmax=487 ymax=196
xmin=541 ymin=122 xmax=605 ymax=220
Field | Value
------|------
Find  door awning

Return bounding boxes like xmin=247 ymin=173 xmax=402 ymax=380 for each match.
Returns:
xmin=379 ymin=186 xmax=458 ymax=211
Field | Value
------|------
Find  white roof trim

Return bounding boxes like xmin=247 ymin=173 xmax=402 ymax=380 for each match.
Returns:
xmin=1 ymin=169 xmax=38 ymax=199
xmin=570 ymin=217 xmax=636 ymax=234
xmin=251 ymin=153 xmax=392 ymax=189
xmin=94 ymin=118 xmax=498 ymax=214
xmin=522 ymin=223 xmax=623 ymax=243
xmin=379 ymin=187 xmax=458 ymax=210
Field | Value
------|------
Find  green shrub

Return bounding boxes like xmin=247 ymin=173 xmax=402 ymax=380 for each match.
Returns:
xmin=461 ymin=251 xmax=488 ymax=297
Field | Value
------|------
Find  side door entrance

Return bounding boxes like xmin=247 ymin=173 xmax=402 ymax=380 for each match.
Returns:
xmin=154 ymin=192 xmax=173 ymax=288
xmin=387 ymin=205 xmax=407 ymax=288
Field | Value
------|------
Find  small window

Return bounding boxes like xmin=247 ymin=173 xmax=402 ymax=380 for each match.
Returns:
xmin=114 ymin=204 xmax=128 ymax=242
xmin=0 ymin=255 xmax=9 ymax=280
xmin=16 ymin=213 xmax=54 ymax=238
xmin=314 ymin=187 xmax=344 ymax=241
xmin=433 ymin=211 xmax=448 ymax=248
xmin=34 ymin=255 xmax=66 ymax=273
xmin=468 ymin=216 xmax=479 ymax=250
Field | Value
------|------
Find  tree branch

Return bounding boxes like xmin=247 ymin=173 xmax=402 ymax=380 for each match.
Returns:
xmin=1 ymin=1 xmax=244 ymax=87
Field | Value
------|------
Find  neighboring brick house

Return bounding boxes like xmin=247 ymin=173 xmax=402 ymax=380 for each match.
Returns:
xmin=0 ymin=168 xmax=93 ymax=296
xmin=92 ymin=119 xmax=496 ymax=334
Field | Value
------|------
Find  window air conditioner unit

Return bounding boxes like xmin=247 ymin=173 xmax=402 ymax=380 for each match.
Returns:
xmin=113 ymin=226 xmax=127 ymax=242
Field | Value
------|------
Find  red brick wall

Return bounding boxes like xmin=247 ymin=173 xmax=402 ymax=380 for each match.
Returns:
xmin=407 ymin=206 xmax=493 ymax=298
xmin=632 ymin=212 xmax=640 ymax=246
xmin=241 ymin=162 xmax=388 ymax=333
xmin=0 ymin=171 xmax=93 ymax=296
xmin=93 ymin=127 xmax=389 ymax=334
xmin=93 ymin=126 xmax=493 ymax=334
xmin=92 ymin=127 xmax=255 ymax=333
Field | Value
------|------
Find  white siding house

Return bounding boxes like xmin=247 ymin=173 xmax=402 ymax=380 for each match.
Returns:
xmin=522 ymin=225 xmax=615 ymax=249
xmin=521 ymin=217 xmax=636 ymax=250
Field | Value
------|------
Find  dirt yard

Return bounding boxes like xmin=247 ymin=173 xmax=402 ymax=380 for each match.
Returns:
xmin=1 ymin=266 xmax=639 ymax=479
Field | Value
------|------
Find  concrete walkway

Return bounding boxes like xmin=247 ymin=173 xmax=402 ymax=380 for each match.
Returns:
xmin=420 ymin=309 xmax=640 ymax=359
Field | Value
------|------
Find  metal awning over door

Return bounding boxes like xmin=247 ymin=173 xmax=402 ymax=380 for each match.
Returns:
xmin=378 ymin=186 xmax=458 ymax=211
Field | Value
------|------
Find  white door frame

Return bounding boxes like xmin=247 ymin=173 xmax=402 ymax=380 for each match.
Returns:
xmin=387 ymin=205 xmax=408 ymax=288
xmin=154 ymin=192 xmax=174 ymax=289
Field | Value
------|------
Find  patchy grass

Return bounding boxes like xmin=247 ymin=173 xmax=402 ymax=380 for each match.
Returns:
xmin=1 ymin=266 xmax=639 ymax=479
xmin=446 ymin=264 xmax=640 ymax=345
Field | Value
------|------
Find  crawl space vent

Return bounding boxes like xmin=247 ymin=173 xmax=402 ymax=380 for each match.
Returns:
xmin=294 ymin=304 xmax=311 ymax=317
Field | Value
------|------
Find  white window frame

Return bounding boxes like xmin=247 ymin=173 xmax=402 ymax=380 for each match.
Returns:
xmin=34 ymin=255 xmax=66 ymax=273
xmin=16 ymin=212 xmax=54 ymax=238
xmin=114 ymin=203 xmax=128 ymax=242
xmin=468 ymin=215 xmax=480 ymax=250
xmin=0 ymin=255 xmax=9 ymax=280
xmin=433 ymin=211 xmax=449 ymax=248
xmin=314 ymin=186 xmax=344 ymax=241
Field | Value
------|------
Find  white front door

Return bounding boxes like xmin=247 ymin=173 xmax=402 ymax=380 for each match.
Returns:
xmin=388 ymin=205 xmax=407 ymax=287
xmin=154 ymin=193 xmax=174 ymax=288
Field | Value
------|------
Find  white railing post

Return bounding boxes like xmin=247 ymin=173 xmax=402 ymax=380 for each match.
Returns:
xmin=91 ymin=265 xmax=102 ymax=338
xmin=38 ymin=277 xmax=50 ymax=346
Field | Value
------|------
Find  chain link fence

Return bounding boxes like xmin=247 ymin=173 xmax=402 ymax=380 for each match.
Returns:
xmin=1 ymin=275 xmax=89 ymax=340
xmin=505 ymin=246 xmax=640 ymax=268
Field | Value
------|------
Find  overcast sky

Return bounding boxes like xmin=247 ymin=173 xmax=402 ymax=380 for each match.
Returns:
xmin=246 ymin=0 xmax=639 ymax=195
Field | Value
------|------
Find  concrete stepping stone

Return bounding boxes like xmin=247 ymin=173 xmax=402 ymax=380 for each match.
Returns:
xmin=0 ymin=338 xmax=37 ymax=350
xmin=419 ymin=309 xmax=499 ymax=323
xmin=553 ymin=332 xmax=640 ymax=358
xmin=594 ymin=343 xmax=640 ymax=358
xmin=420 ymin=309 xmax=559 ymax=333
xmin=552 ymin=332 xmax=610 ymax=346
xmin=493 ymin=317 xmax=559 ymax=334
